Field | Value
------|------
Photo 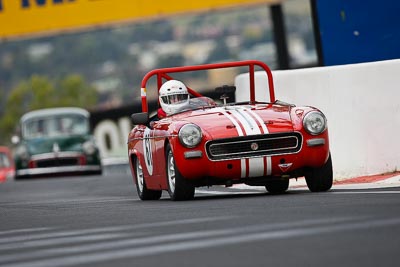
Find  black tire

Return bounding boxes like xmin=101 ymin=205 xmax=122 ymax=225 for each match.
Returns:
xmin=134 ymin=158 xmax=162 ymax=200
xmin=265 ymin=179 xmax=289 ymax=194
xmin=305 ymin=153 xmax=333 ymax=192
xmin=166 ymin=144 xmax=195 ymax=201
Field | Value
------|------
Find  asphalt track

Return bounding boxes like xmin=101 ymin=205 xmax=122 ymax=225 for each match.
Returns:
xmin=0 ymin=168 xmax=400 ymax=267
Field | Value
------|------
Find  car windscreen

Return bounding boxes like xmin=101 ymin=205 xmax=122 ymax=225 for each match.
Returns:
xmin=22 ymin=114 xmax=89 ymax=139
xmin=173 ymin=97 xmax=216 ymax=114
xmin=0 ymin=152 xmax=11 ymax=168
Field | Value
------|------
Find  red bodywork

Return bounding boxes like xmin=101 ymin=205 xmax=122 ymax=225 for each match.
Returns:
xmin=0 ymin=146 xmax=15 ymax=182
xmin=128 ymin=60 xmax=330 ymax=190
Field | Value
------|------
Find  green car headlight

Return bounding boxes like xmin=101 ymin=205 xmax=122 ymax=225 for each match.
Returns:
xmin=16 ymin=145 xmax=29 ymax=160
xmin=303 ymin=111 xmax=327 ymax=135
xmin=178 ymin=124 xmax=202 ymax=148
xmin=83 ymin=141 xmax=97 ymax=155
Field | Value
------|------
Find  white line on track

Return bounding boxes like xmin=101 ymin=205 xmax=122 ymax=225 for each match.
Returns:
xmin=0 ymin=228 xmax=51 ymax=236
xmin=0 ymin=217 xmax=354 ymax=265
xmin=0 ymin=197 xmax=134 ymax=207
xmin=2 ymin=216 xmax=400 ymax=267
xmin=0 ymin=217 xmax=234 ymax=250
xmin=331 ymin=191 xmax=400 ymax=194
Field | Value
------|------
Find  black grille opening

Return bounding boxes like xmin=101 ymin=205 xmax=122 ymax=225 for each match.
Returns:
xmin=36 ymin=158 xmax=79 ymax=168
xmin=206 ymin=132 xmax=302 ymax=160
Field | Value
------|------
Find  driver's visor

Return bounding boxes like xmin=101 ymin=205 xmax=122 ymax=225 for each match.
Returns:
xmin=161 ymin=93 xmax=188 ymax=104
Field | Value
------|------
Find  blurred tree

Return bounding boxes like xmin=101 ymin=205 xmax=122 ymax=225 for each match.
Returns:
xmin=58 ymin=75 xmax=98 ymax=107
xmin=0 ymin=74 xmax=97 ymax=144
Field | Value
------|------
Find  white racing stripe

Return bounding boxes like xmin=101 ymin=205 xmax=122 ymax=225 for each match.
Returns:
xmin=247 ymin=109 xmax=269 ymax=134
xmin=241 ymin=159 xmax=247 ymax=177
xmin=248 ymin=157 xmax=264 ymax=177
xmin=245 ymin=108 xmax=272 ymax=176
xmin=220 ymin=107 xmax=272 ymax=178
xmin=230 ymin=108 xmax=261 ymax=135
xmin=219 ymin=109 xmax=244 ymax=136
xmin=266 ymin=156 xmax=272 ymax=176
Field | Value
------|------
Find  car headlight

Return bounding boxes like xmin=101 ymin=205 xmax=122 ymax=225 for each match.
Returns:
xmin=83 ymin=141 xmax=97 ymax=155
xmin=16 ymin=145 xmax=29 ymax=160
xmin=178 ymin=124 xmax=202 ymax=148
xmin=303 ymin=111 xmax=327 ymax=135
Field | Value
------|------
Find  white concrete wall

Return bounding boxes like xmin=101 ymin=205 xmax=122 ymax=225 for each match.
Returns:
xmin=235 ymin=59 xmax=400 ymax=179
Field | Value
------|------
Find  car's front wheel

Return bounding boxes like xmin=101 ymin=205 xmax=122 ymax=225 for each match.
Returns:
xmin=166 ymin=144 xmax=195 ymax=201
xmin=265 ymin=179 xmax=289 ymax=194
xmin=305 ymin=153 xmax=333 ymax=192
xmin=134 ymin=158 xmax=162 ymax=200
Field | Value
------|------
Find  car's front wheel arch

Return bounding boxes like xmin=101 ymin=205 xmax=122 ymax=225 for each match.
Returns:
xmin=165 ymin=143 xmax=195 ymax=201
xmin=132 ymin=154 xmax=161 ymax=200
xmin=305 ymin=153 xmax=333 ymax=192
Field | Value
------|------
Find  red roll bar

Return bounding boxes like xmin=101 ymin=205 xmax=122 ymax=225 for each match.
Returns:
xmin=139 ymin=60 xmax=275 ymax=112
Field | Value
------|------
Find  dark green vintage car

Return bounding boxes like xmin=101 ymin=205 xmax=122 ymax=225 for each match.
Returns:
xmin=14 ymin=107 xmax=102 ymax=179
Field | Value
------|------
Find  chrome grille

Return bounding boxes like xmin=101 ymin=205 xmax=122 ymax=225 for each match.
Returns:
xmin=206 ymin=132 xmax=302 ymax=160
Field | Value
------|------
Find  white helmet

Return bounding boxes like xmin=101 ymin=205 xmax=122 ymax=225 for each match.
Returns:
xmin=159 ymin=80 xmax=189 ymax=116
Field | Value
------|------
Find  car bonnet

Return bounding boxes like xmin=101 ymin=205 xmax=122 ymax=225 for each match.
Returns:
xmin=179 ymin=104 xmax=294 ymax=139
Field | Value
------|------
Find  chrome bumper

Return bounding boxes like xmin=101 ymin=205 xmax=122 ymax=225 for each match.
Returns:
xmin=16 ymin=165 xmax=102 ymax=176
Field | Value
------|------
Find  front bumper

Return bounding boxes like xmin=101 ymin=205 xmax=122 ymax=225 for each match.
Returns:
xmin=173 ymin=132 xmax=330 ymax=181
xmin=16 ymin=165 xmax=102 ymax=177
xmin=15 ymin=150 xmax=102 ymax=178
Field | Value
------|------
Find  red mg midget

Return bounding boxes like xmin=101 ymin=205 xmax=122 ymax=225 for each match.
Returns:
xmin=128 ymin=60 xmax=332 ymax=201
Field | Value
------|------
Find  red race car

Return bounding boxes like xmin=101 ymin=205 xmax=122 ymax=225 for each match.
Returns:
xmin=128 ymin=60 xmax=332 ymax=201
xmin=0 ymin=146 xmax=15 ymax=182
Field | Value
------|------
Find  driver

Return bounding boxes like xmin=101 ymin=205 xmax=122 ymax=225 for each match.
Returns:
xmin=158 ymin=80 xmax=190 ymax=118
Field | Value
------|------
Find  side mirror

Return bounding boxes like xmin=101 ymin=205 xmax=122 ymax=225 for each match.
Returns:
xmin=131 ymin=112 xmax=149 ymax=125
